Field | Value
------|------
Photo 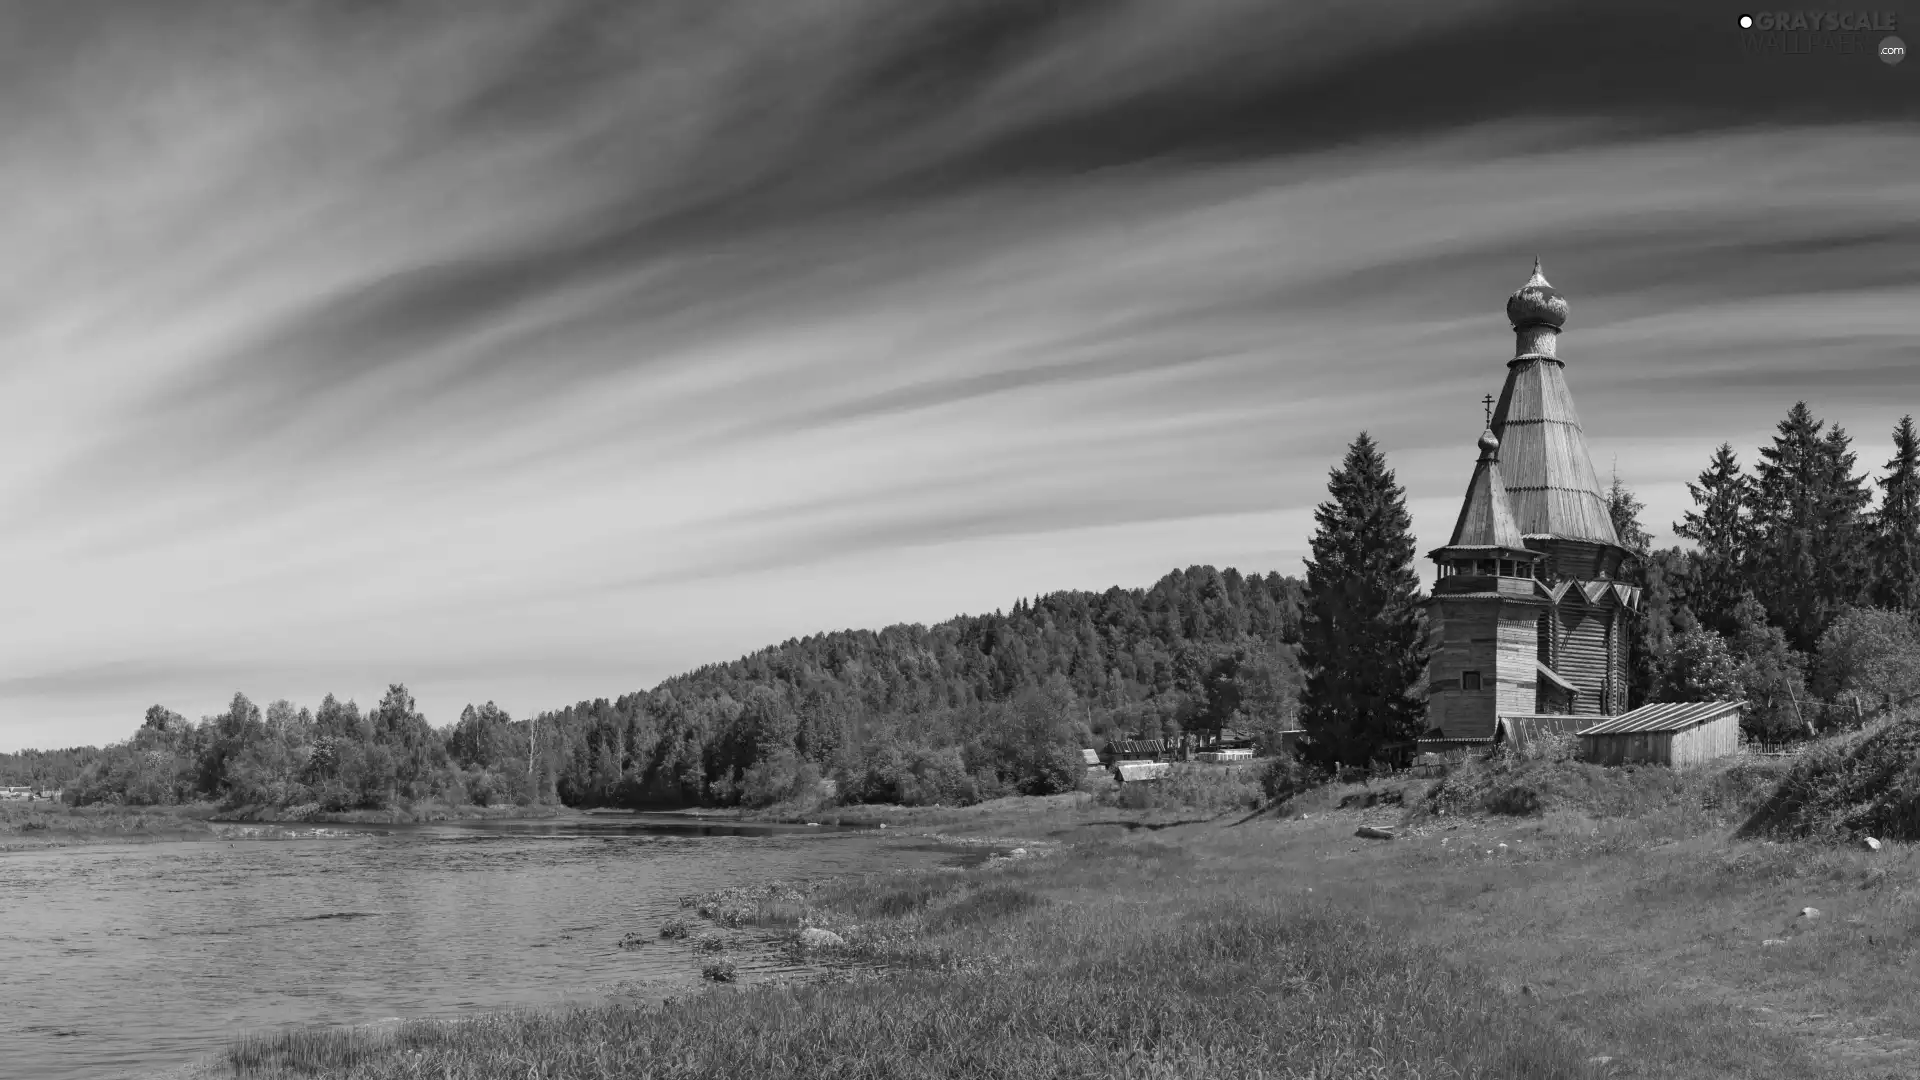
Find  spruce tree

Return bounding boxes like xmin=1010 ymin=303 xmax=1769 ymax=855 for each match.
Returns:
xmin=1873 ymin=415 xmax=1920 ymax=612
xmin=1673 ymin=443 xmax=1752 ymax=634
xmin=1604 ymin=474 xmax=1659 ymax=706
xmin=1606 ymin=473 xmax=1654 ymax=554
xmin=1750 ymin=403 xmax=1873 ymax=652
xmin=1297 ymin=432 xmax=1427 ymax=767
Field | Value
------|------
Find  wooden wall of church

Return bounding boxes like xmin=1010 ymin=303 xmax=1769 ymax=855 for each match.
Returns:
xmin=1426 ymin=598 xmax=1547 ymax=739
xmin=1427 ymin=600 xmax=1499 ymax=739
xmin=1496 ymin=609 xmax=1537 ymax=715
xmin=1556 ymin=601 xmax=1612 ymax=715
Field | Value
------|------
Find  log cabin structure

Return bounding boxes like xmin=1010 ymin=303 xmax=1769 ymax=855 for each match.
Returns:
xmin=1422 ymin=261 xmax=1641 ymax=746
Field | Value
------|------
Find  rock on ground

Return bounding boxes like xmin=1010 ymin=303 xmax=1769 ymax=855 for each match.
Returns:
xmin=797 ymin=927 xmax=846 ymax=949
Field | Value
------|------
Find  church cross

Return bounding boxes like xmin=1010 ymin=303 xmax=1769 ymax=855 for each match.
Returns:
xmin=1482 ymin=394 xmax=1495 ymax=427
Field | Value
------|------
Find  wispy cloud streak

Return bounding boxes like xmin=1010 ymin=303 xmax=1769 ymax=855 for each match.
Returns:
xmin=2 ymin=0 xmax=1918 ymax=747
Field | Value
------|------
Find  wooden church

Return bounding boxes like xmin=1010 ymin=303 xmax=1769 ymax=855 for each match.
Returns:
xmin=1422 ymin=261 xmax=1641 ymax=747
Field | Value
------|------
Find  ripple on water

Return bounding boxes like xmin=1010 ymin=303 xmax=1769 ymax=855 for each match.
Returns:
xmin=5 ymin=823 xmax=980 ymax=1080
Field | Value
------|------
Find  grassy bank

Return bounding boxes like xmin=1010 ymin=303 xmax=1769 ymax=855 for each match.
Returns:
xmin=723 ymin=761 xmax=1266 ymax=833
xmin=0 ymin=799 xmax=573 ymax=851
xmin=216 ymin=800 xmax=570 ymax=826
xmin=0 ymin=801 xmax=220 ymax=850
xmin=211 ymin=750 xmax=1920 ymax=1079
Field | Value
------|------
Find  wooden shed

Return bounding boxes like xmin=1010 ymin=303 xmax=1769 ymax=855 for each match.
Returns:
xmin=1575 ymin=701 xmax=1743 ymax=767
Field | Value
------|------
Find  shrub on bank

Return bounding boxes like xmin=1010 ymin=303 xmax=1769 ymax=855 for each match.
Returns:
xmin=1418 ymin=754 xmax=1783 ymax=826
xmin=1740 ymin=710 xmax=1920 ymax=842
xmin=1096 ymin=761 xmax=1266 ymax=813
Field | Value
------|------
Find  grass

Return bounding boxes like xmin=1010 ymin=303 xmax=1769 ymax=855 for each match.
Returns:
xmin=0 ymin=801 xmax=220 ymax=849
xmin=210 ymin=746 xmax=1920 ymax=1079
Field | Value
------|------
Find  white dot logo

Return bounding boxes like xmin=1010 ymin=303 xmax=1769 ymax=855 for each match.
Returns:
xmin=1883 ymin=35 xmax=1907 ymax=64
xmin=1739 ymin=14 xmax=1754 ymax=28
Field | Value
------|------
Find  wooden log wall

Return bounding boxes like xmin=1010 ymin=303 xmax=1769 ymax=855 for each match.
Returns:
xmin=1496 ymin=609 xmax=1537 ymax=716
xmin=1554 ymin=596 xmax=1620 ymax=715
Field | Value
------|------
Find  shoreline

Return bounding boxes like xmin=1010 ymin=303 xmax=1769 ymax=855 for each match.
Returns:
xmin=0 ymin=801 xmax=579 ymax=853
xmin=192 ymin=758 xmax=1920 ymax=1079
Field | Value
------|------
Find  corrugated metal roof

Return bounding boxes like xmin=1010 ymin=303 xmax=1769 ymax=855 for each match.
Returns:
xmin=1575 ymin=701 xmax=1743 ymax=736
xmin=1498 ymin=713 xmax=1590 ymax=750
xmin=1080 ymin=748 xmax=1102 ymax=766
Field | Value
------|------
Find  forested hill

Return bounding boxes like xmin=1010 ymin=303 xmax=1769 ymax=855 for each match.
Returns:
xmin=662 ymin=565 xmax=1302 ymax=726
xmin=534 ymin=565 xmax=1306 ymax=807
xmin=18 ymin=565 xmax=1307 ymax=813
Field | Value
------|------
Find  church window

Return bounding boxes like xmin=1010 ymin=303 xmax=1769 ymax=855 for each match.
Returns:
xmin=1461 ymin=671 xmax=1482 ymax=691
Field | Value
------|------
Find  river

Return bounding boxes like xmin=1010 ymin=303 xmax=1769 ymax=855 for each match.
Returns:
xmin=0 ymin=814 xmax=991 ymax=1080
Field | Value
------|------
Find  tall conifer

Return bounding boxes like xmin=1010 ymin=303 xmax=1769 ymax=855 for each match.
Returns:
xmin=1297 ymin=433 xmax=1427 ymax=766
xmin=1673 ymin=443 xmax=1752 ymax=634
xmin=1873 ymin=415 xmax=1920 ymax=612
xmin=1750 ymin=402 xmax=1873 ymax=652
xmin=1604 ymin=475 xmax=1662 ymax=707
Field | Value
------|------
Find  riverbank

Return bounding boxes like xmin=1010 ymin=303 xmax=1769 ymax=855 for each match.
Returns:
xmin=0 ymin=802 xmax=221 ymax=851
xmin=210 ymin=754 xmax=1920 ymax=1079
xmin=0 ymin=800 xmax=573 ymax=851
xmin=216 ymin=801 xmax=572 ymax=826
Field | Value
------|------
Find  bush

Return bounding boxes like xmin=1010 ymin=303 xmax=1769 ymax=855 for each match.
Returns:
xmin=1260 ymin=756 xmax=1329 ymax=806
xmin=738 ymin=749 xmax=821 ymax=809
xmin=1815 ymin=606 xmax=1920 ymax=711
xmin=1105 ymin=762 xmax=1265 ymax=812
xmin=1740 ymin=711 xmax=1920 ymax=841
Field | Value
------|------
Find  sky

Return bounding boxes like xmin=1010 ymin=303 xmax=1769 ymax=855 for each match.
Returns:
xmin=2 ymin=0 xmax=1917 ymax=750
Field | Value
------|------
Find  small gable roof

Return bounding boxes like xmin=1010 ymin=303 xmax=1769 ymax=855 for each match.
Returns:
xmin=1575 ymin=701 xmax=1743 ymax=736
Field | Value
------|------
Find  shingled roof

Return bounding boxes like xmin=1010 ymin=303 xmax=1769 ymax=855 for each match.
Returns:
xmin=1488 ymin=262 xmax=1622 ymax=547
xmin=1446 ymin=429 xmax=1527 ymax=550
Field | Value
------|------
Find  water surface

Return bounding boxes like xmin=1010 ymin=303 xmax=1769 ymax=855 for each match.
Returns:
xmin=1 ymin=814 xmax=984 ymax=1080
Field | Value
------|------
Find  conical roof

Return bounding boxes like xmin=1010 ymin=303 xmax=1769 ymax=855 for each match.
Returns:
xmin=1489 ymin=262 xmax=1620 ymax=545
xmin=1445 ymin=429 xmax=1526 ymax=549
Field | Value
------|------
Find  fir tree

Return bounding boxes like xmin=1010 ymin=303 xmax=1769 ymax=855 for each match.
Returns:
xmin=1602 ymin=473 xmax=1660 ymax=707
xmin=1873 ymin=415 xmax=1920 ymax=612
xmin=1606 ymin=472 xmax=1654 ymax=554
xmin=1749 ymin=403 xmax=1874 ymax=652
xmin=1297 ymin=432 xmax=1428 ymax=767
xmin=1631 ymin=549 xmax=1695 ymax=707
xmin=1672 ymin=443 xmax=1752 ymax=634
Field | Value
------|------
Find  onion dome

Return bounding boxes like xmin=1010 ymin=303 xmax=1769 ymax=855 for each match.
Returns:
xmin=1506 ymin=257 xmax=1568 ymax=329
xmin=1477 ymin=428 xmax=1501 ymax=457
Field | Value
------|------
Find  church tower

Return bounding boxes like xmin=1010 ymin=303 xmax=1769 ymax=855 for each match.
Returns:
xmin=1425 ymin=261 xmax=1641 ymax=742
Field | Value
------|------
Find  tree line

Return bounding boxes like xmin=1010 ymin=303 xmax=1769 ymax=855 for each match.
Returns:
xmin=18 ymin=568 xmax=1308 ymax=810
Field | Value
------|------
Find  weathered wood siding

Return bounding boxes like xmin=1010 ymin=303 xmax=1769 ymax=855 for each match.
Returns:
xmin=1429 ymin=600 xmax=1501 ymax=739
xmin=1496 ymin=609 xmax=1536 ymax=715
xmin=1667 ymin=712 xmax=1741 ymax=766
xmin=1580 ymin=713 xmax=1741 ymax=766
xmin=1580 ymin=730 xmax=1672 ymax=766
xmin=1556 ymin=600 xmax=1611 ymax=715
xmin=1429 ymin=597 xmax=1548 ymax=740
